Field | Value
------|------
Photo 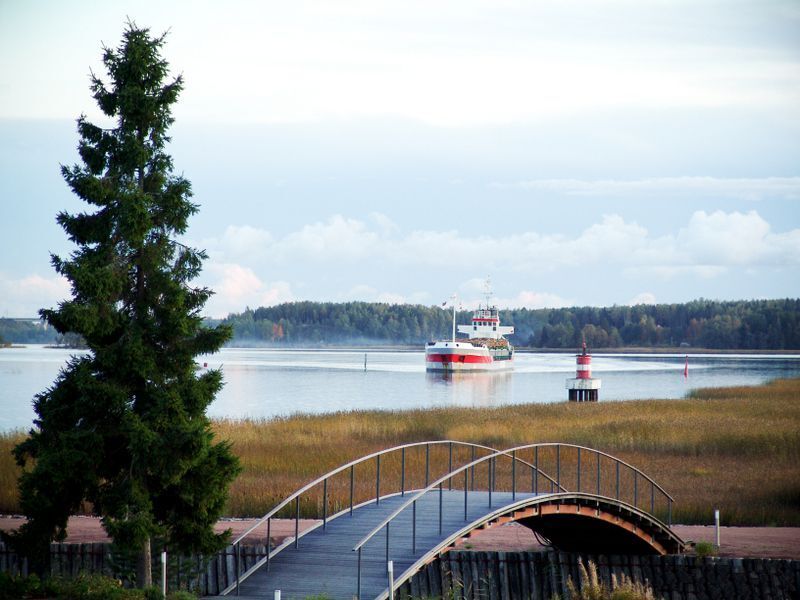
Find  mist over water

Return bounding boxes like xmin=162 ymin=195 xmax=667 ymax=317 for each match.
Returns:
xmin=2 ymin=345 xmax=799 ymax=430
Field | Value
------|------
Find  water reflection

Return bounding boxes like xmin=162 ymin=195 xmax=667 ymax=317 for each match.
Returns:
xmin=426 ymin=371 xmax=514 ymax=408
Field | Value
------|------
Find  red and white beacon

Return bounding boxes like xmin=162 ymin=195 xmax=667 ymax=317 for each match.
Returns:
xmin=566 ymin=341 xmax=601 ymax=402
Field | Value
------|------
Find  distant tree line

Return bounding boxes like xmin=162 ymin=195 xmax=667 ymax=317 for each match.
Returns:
xmin=220 ymin=298 xmax=800 ymax=350
xmin=0 ymin=319 xmax=57 ymax=344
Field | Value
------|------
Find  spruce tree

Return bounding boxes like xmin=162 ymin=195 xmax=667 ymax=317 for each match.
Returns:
xmin=10 ymin=23 xmax=240 ymax=587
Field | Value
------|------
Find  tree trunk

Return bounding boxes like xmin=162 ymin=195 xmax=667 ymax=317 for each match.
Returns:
xmin=137 ymin=535 xmax=152 ymax=588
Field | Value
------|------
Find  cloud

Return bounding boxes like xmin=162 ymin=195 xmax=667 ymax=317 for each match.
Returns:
xmin=0 ymin=273 xmax=70 ymax=317
xmin=491 ymin=177 xmax=800 ymax=201
xmin=202 ymin=263 xmax=292 ymax=318
xmin=203 ymin=210 xmax=800 ymax=276
xmin=629 ymin=292 xmax=657 ymax=306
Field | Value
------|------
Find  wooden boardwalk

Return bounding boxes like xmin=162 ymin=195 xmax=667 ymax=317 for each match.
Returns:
xmin=232 ymin=490 xmax=534 ymax=599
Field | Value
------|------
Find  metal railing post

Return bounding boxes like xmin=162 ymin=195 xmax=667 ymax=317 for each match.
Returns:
xmin=633 ymin=471 xmax=638 ymax=508
xmin=488 ymin=459 xmax=493 ymax=507
xmin=412 ymin=500 xmax=417 ymax=554
xmin=376 ymin=454 xmax=381 ymax=505
xmin=323 ymin=478 xmax=328 ymax=531
xmin=385 ymin=522 xmax=390 ymax=563
xmin=577 ymin=448 xmax=581 ymax=492
xmin=464 ymin=469 xmax=468 ymax=520
xmin=651 ymin=482 xmax=655 ymax=514
xmin=512 ymin=450 xmax=516 ymax=501
xmin=234 ymin=545 xmax=239 ymax=596
xmin=557 ymin=445 xmax=561 ymax=491
xmin=401 ymin=447 xmax=406 ymax=496
xmin=266 ymin=518 xmax=271 ymax=571
xmin=357 ymin=547 xmax=362 ymax=599
xmin=350 ymin=465 xmax=355 ymax=516
xmin=425 ymin=444 xmax=430 ymax=486
xmin=597 ymin=452 xmax=601 ymax=496
xmin=534 ymin=446 xmax=538 ymax=494
xmin=470 ymin=446 xmax=476 ymax=490
xmin=668 ymin=499 xmax=673 ymax=526
xmin=448 ymin=442 xmax=453 ymax=490
xmin=438 ymin=482 xmax=443 ymax=535
xmin=615 ymin=461 xmax=620 ymax=500
xmin=294 ymin=497 xmax=300 ymax=548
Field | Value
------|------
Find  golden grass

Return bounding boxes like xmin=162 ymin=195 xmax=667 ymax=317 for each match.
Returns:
xmin=2 ymin=378 xmax=799 ymax=525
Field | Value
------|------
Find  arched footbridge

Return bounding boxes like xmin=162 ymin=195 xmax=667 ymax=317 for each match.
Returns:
xmin=218 ymin=441 xmax=685 ymax=599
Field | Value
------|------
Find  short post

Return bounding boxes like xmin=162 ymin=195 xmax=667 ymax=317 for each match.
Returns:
xmin=387 ymin=560 xmax=395 ymax=600
xmin=715 ymin=509 xmax=721 ymax=549
xmin=161 ymin=550 xmax=167 ymax=597
xmin=274 ymin=590 xmax=281 ymax=600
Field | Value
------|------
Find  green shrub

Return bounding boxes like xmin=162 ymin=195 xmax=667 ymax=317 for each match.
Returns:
xmin=694 ymin=541 xmax=716 ymax=557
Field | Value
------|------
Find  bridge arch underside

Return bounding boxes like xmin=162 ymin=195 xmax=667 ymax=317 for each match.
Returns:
xmin=468 ymin=494 xmax=683 ymax=557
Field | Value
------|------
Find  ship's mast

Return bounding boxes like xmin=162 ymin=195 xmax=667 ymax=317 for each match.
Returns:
xmin=451 ymin=293 xmax=457 ymax=341
xmin=483 ymin=276 xmax=493 ymax=309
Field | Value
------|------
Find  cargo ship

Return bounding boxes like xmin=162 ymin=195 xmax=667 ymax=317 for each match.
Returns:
xmin=425 ymin=293 xmax=515 ymax=372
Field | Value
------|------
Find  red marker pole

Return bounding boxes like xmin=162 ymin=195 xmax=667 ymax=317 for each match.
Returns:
xmin=684 ymin=355 xmax=688 ymax=378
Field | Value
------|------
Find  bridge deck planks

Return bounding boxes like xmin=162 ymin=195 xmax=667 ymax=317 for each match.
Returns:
xmin=227 ymin=490 xmax=535 ymax=599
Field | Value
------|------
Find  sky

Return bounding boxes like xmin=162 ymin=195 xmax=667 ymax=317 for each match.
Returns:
xmin=1 ymin=0 xmax=799 ymax=318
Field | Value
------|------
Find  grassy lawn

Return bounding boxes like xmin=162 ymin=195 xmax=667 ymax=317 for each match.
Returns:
xmin=2 ymin=378 xmax=798 ymax=526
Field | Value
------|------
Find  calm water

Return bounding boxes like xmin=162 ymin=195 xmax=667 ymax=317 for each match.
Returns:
xmin=2 ymin=345 xmax=800 ymax=430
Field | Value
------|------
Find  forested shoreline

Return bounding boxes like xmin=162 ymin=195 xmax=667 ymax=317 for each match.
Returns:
xmin=4 ymin=298 xmax=799 ymax=350
xmin=217 ymin=298 xmax=800 ymax=350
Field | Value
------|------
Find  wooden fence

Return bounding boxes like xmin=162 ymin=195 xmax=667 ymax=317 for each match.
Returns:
xmin=0 ymin=541 xmax=268 ymax=596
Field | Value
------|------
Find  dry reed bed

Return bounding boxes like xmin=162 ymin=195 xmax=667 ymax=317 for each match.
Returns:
xmin=2 ymin=378 xmax=798 ymax=525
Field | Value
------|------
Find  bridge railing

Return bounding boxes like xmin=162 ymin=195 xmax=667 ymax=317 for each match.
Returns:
xmin=225 ymin=439 xmax=560 ymax=595
xmin=352 ymin=442 xmax=675 ymax=598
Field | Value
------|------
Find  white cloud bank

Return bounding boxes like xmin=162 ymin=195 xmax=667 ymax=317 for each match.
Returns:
xmin=491 ymin=177 xmax=800 ymax=201
xmin=5 ymin=209 xmax=797 ymax=318
xmin=0 ymin=273 xmax=70 ymax=318
xmin=204 ymin=209 xmax=800 ymax=274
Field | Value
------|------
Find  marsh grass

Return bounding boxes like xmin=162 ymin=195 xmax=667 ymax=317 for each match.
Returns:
xmin=2 ymin=379 xmax=799 ymax=525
